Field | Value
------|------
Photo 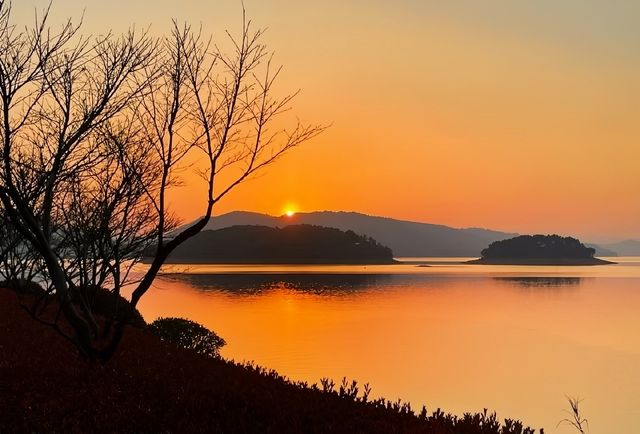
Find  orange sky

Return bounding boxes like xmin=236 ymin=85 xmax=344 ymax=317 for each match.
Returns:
xmin=16 ymin=1 xmax=640 ymax=242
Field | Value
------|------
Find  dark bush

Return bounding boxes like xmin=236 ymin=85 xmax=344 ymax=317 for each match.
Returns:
xmin=78 ymin=285 xmax=146 ymax=327
xmin=149 ymin=317 xmax=226 ymax=358
xmin=0 ymin=278 xmax=47 ymax=296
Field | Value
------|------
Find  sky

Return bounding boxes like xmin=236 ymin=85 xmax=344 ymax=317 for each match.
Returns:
xmin=13 ymin=1 xmax=640 ymax=242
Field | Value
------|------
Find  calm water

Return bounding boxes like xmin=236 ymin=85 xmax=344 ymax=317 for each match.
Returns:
xmin=134 ymin=258 xmax=640 ymax=433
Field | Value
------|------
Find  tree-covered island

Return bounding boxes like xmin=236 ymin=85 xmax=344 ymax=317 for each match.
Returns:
xmin=145 ymin=225 xmax=396 ymax=264
xmin=468 ymin=234 xmax=615 ymax=265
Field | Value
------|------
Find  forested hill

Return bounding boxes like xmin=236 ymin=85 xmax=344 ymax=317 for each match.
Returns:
xmin=469 ymin=235 xmax=614 ymax=265
xmin=482 ymin=235 xmax=596 ymax=259
xmin=148 ymin=225 xmax=395 ymax=264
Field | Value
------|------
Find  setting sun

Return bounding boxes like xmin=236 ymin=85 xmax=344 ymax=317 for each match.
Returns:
xmin=283 ymin=203 xmax=297 ymax=217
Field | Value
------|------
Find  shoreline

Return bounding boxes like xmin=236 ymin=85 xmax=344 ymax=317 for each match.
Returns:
xmin=466 ymin=257 xmax=615 ymax=266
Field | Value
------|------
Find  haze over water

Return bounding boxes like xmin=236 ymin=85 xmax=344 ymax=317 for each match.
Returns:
xmin=135 ymin=258 xmax=640 ymax=434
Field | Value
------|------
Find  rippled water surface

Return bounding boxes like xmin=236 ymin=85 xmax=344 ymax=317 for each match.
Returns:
xmin=134 ymin=258 xmax=640 ymax=433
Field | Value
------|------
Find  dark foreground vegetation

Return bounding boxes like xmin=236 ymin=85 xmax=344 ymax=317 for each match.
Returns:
xmin=0 ymin=287 xmax=541 ymax=433
xmin=150 ymin=225 xmax=396 ymax=264
xmin=469 ymin=235 xmax=613 ymax=265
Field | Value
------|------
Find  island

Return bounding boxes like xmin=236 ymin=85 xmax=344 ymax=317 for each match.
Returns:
xmin=145 ymin=224 xmax=396 ymax=264
xmin=467 ymin=234 xmax=615 ymax=265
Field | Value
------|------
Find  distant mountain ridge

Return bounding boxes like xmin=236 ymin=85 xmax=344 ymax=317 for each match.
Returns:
xmin=598 ymin=240 xmax=640 ymax=256
xmin=171 ymin=211 xmax=520 ymax=257
xmin=170 ymin=211 xmax=623 ymax=257
xmin=585 ymin=244 xmax=618 ymax=257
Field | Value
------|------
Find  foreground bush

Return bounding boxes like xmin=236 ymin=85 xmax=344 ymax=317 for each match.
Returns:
xmin=0 ymin=278 xmax=47 ymax=296
xmin=149 ymin=317 xmax=226 ymax=358
xmin=77 ymin=285 xmax=146 ymax=327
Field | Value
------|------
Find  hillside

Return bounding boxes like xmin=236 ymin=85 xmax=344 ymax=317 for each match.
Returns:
xmin=598 ymin=239 xmax=640 ymax=256
xmin=585 ymin=243 xmax=618 ymax=257
xmin=151 ymin=225 xmax=395 ymax=264
xmin=170 ymin=211 xmax=518 ymax=257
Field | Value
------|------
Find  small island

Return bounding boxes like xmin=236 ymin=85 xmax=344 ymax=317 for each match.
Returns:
xmin=468 ymin=234 xmax=615 ymax=265
xmin=146 ymin=224 xmax=396 ymax=264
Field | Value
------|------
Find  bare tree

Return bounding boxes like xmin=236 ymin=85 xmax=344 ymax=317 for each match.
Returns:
xmin=0 ymin=2 xmax=324 ymax=360
xmin=0 ymin=208 xmax=45 ymax=286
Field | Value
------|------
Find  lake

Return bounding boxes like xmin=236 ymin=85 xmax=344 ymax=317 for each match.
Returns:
xmin=134 ymin=258 xmax=640 ymax=433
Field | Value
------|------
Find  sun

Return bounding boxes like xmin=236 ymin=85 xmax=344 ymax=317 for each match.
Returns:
xmin=283 ymin=204 xmax=297 ymax=217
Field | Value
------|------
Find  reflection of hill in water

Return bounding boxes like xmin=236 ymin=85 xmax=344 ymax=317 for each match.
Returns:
xmin=163 ymin=273 xmax=432 ymax=295
xmin=494 ymin=277 xmax=582 ymax=288
xmin=161 ymin=273 xmax=585 ymax=295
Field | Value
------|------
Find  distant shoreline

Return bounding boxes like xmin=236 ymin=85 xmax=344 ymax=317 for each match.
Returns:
xmin=467 ymin=257 xmax=615 ymax=266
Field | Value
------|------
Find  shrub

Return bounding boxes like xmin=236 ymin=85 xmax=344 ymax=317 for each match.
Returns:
xmin=149 ymin=317 xmax=226 ymax=358
xmin=0 ymin=278 xmax=47 ymax=297
xmin=78 ymin=285 xmax=146 ymax=327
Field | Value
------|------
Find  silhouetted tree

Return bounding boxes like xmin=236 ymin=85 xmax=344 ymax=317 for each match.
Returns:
xmin=0 ymin=1 xmax=324 ymax=360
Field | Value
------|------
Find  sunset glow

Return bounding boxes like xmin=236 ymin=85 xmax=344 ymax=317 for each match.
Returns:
xmin=3 ymin=2 xmax=639 ymax=433
xmin=14 ymin=0 xmax=639 ymax=242
xmin=282 ymin=203 xmax=298 ymax=217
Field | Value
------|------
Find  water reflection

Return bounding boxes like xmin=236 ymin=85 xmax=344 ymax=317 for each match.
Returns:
xmin=494 ymin=276 xmax=582 ymax=289
xmin=156 ymin=273 xmax=482 ymax=296
xmin=160 ymin=273 xmax=401 ymax=295
xmin=164 ymin=273 xmax=588 ymax=296
xmin=160 ymin=273 xmax=588 ymax=297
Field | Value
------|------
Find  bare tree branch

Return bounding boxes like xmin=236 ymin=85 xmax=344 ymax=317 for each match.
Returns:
xmin=0 ymin=2 xmax=326 ymax=361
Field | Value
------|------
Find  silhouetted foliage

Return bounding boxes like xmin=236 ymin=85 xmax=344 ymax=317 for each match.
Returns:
xmin=152 ymin=225 xmax=395 ymax=264
xmin=558 ymin=397 xmax=588 ymax=434
xmin=481 ymin=235 xmax=596 ymax=259
xmin=0 ymin=278 xmax=47 ymax=296
xmin=75 ymin=285 xmax=146 ymax=328
xmin=0 ymin=212 xmax=44 ymax=286
xmin=149 ymin=317 xmax=226 ymax=358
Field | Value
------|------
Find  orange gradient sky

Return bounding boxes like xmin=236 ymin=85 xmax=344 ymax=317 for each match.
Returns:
xmin=15 ymin=1 xmax=640 ymax=242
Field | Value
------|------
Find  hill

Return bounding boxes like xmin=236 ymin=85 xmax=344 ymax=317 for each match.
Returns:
xmin=585 ymin=243 xmax=618 ymax=257
xmin=170 ymin=211 xmax=519 ymax=257
xmin=598 ymin=239 xmax=640 ymax=256
xmin=151 ymin=225 xmax=395 ymax=264
xmin=469 ymin=235 xmax=614 ymax=265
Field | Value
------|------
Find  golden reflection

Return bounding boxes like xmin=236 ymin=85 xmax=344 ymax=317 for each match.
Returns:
xmin=135 ymin=261 xmax=640 ymax=433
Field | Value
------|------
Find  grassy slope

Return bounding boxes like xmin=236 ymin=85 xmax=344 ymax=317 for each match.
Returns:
xmin=0 ymin=288 xmax=538 ymax=433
